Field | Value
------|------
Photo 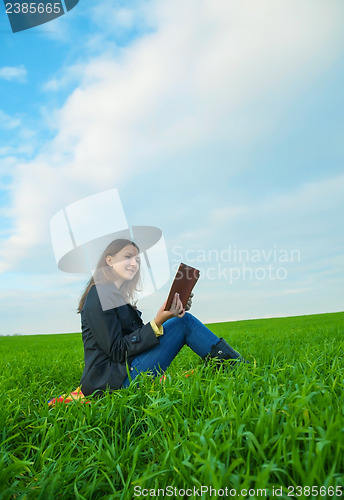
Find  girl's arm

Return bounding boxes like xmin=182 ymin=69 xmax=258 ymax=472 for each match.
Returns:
xmin=82 ymin=287 xmax=159 ymax=363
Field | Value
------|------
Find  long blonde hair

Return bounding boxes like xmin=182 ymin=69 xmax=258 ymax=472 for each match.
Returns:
xmin=77 ymin=239 xmax=141 ymax=313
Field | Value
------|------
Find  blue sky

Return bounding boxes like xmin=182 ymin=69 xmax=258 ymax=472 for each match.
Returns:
xmin=0 ymin=0 xmax=343 ymax=335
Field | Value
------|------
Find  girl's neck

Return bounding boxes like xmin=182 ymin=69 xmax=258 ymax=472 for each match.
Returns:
xmin=113 ymin=279 xmax=124 ymax=290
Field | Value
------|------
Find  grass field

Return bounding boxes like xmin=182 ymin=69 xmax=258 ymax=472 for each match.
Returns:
xmin=0 ymin=312 xmax=343 ymax=499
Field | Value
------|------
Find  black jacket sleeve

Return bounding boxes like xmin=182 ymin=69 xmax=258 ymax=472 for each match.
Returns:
xmin=82 ymin=285 xmax=159 ymax=363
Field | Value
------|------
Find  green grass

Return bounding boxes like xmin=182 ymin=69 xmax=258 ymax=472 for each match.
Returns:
xmin=0 ymin=312 xmax=343 ymax=499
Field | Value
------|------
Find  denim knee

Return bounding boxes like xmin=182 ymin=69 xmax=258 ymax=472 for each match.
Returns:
xmin=177 ymin=311 xmax=193 ymax=325
xmin=163 ymin=312 xmax=193 ymax=337
xmin=183 ymin=312 xmax=199 ymax=326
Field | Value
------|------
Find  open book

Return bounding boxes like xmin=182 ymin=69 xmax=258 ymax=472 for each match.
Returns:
xmin=164 ymin=263 xmax=200 ymax=311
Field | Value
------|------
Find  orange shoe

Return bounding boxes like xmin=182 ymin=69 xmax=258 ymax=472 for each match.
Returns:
xmin=48 ymin=387 xmax=90 ymax=405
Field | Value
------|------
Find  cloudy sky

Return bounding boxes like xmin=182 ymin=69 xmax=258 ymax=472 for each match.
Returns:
xmin=0 ymin=0 xmax=343 ymax=335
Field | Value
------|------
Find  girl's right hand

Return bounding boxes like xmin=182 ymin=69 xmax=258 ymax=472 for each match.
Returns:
xmin=154 ymin=293 xmax=185 ymax=327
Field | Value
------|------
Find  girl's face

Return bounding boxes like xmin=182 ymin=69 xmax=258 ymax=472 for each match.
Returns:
xmin=106 ymin=244 xmax=140 ymax=287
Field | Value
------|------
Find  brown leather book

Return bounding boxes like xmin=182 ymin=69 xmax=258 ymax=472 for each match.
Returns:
xmin=164 ymin=263 xmax=200 ymax=311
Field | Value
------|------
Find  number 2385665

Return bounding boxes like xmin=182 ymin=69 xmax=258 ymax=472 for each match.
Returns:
xmin=5 ymin=3 xmax=62 ymax=14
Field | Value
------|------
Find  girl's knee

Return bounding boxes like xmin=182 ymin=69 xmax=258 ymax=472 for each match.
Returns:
xmin=183 ymin=311 xmax=197 ymax=324
xmin=163 ymin=312 xmax=198 ymax=336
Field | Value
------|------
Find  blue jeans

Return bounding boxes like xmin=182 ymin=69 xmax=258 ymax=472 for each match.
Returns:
xmin=121 ymin=312 xmax=220 ymax=388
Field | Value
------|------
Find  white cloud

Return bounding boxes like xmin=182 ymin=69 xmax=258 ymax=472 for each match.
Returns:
xmin=91 ymin=0 xmax=155 ymax=35
xmin=0 ymin=65 xmax=27 ymax=83
xmin=1 ymin=0 xmax=344 ymax=277
xmin=209 ymin=172 xmax=344 ymax=283
xmin=42 ymin=63 xmax=85 ymax=92
xmin=212 ymin=173 xmax=344 ymax=224
xmin=0 ymin=110 xmax=21 ymax=129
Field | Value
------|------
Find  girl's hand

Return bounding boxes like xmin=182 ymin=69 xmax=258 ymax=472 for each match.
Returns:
xmin=185 ymin=293 xmax=194 ymax=311
xmin=154 ymin=293 xmax=185 ymax=326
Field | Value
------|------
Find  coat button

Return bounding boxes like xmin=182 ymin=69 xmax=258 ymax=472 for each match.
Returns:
xmin=218 ymin=350 xmax=223 ymax=355
xmin=130 ymin=367 xmax=134 ymax=371
xmin=131 ymin=335 xmax=138 ymax=342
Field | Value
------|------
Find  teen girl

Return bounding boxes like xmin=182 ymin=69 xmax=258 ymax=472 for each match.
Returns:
xmin=78 ymin=239 xmax=246 ymax=396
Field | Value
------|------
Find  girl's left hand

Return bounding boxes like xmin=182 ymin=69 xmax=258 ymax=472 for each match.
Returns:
xmin=185 ymin=293 xmax=194 ymax=311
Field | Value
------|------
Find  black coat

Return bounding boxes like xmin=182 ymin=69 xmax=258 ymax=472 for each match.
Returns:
xmin=80 ymin=282 xmax=159 ymax=396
